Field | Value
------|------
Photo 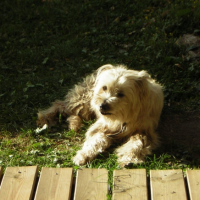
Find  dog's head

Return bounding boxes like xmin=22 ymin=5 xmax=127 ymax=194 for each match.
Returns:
xmin=91 ymin=64 xmax=150 ymax=122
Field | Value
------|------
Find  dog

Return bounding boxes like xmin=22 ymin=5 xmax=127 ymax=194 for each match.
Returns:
xmin=37 ymin=64 xmax=164 ymax=166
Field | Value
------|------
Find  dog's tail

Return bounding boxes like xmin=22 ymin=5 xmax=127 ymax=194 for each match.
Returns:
xmin=37 ymin=100 xmax=69 ymax=127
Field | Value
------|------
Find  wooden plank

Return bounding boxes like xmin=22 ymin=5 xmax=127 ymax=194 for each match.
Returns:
xmin=34 ymin=167 xmax=73 ymax=200
xmin=74 ymin=168 xmax=108 ymax=200
xmin=186 ymin=169 xmax=200 ymax=200
xmin=0 ymin=166 xmax=38 ymax=200
xmin=113 ymin=169 xmax=148 ymax=200
xmin=150 ymin=170 xmax=187 ymax=200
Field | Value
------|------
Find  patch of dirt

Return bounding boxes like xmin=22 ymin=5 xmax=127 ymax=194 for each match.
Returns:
xmin=176 ymin=33 xmax=200 ymax=62
xmin=158 ymin=111 xmax=200 ymax=148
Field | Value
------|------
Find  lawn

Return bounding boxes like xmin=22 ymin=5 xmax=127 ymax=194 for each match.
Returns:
xmin=0 ymin=0 xmax=200 ymax=190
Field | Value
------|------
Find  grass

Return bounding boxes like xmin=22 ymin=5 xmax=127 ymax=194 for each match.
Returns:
xmin=0 ymin=0 xmax=200 ymax=198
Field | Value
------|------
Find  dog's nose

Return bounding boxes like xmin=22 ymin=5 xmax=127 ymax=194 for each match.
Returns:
xmin=100 ymin=102 xmax=110 ymax=112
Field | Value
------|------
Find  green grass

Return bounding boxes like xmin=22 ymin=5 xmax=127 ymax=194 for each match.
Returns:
xmin=1 ymin=0 xmax=200 ymax=198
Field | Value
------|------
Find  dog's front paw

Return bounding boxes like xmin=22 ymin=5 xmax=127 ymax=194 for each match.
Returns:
xmin=117 ymin=155 xmax=132 ymax=167
xmin=73 ymin=151 xmax=88 ymax=166
xmin=117 ymin=154 xmax=144 ymax=167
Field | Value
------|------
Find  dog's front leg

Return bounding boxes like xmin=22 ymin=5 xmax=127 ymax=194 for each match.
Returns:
xmin=73 ymin=132 xmax=111 ymax=166
xmin=115 ymin=133 xmax=151 ymax=167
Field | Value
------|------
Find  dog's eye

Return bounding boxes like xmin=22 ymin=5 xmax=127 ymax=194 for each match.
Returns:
xmin=102 ymin=86 xmax=107 ymax=91
xmin=117 ymin=92 xmax=124 ymax=98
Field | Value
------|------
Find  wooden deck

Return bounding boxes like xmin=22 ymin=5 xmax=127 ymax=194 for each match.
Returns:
xmin=0 ymin=166 xmax=200 ymax=200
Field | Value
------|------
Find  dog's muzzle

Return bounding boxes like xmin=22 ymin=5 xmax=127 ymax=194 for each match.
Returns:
xmin=100 ymin=102 xmax=111 ymax=115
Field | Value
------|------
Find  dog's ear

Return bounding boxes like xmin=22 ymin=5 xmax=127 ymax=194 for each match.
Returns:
xmin=137 ymin=70 xmax=150 ymax=79
xmin=135 ymin=70 xmax=150 ymax=100
xmin=96 ymin=64 xmax=114 ymax=77
xmin=94 ymin=64 xmax=114 ymax=86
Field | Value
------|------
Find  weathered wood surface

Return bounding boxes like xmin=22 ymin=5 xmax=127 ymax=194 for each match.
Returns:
xmin=150 ymin=169 xmax=187 ymax=200
xmin=0 ymin=166 xmax=38 ymax=200
xmin=1 ymin=166 xmax=200 ymax=199
xmin=74 ymin=168 xmax=108 ymax=200
xmin=113 ymin=169 xmax=147 ymax=200
xmin=186 ymin=169 xmax=200 ymax=200
xmin=34 ymin=167 xmax=73 ymax=200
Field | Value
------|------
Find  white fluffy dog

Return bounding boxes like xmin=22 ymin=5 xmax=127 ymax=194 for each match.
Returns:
xmin=37 ymin=64 xmax=164 ymax=166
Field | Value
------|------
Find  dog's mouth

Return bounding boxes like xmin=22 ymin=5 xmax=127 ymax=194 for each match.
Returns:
xmin=100 ymin=103 xmax=111 ymax=115
xmin=100 ymin=111 xmax=112 ymax=115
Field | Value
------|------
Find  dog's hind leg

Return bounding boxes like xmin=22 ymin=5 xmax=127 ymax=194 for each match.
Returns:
xmin=67 ymin=115 xmax=83 ymax=132
xmin=115 ymin=133 xmax=152 ymax=167
xmin=37 ymin=100 xmax=68 ymax=127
